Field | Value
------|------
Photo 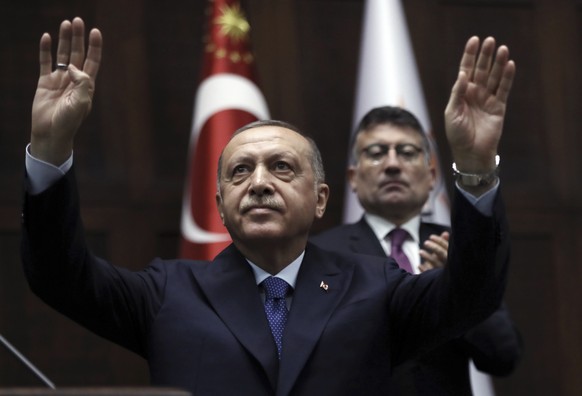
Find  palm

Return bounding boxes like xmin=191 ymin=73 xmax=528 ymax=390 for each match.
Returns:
xmin=30 ymin=18 xmax=102 ymax=165
xmin=32 ymin=74 xmax=90 ymax=142
xmin=447 ymin=83 xmax=505 ymax=155
xmin=445 ymin=36 xmax=515 ymax=170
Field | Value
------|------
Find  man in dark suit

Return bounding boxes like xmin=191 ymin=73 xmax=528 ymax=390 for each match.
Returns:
xmin=311 ymin=106 xmax=522 ymax=395
xmin=21 ymin=17 xmax=515 ymax=396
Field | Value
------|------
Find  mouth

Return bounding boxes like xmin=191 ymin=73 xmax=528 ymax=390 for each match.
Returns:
xmin=379 ymin=180 xmax=407 ymax=190
xmin=241 ymin=202 xmax=283 ymax=214
xmin=244 ymin=206 xmax=278 ymax=214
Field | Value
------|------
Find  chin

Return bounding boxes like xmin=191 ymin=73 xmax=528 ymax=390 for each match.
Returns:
xmin=241 ymin=226 xmax=286 ymax=241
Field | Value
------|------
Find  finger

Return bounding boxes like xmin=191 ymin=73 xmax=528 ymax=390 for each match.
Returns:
xmin=420 ymin=250 xmax=444 ymax=269
xmin=39 ymin=33 xmax=52 ymax=76
xmin=423 ymin=241 xmax=448 ymax=263
xmin=419 ymin=263 xmax=434 ymax=273
xmin=69 ymin=17 xmax=86 ymax=69
xmin=496 ymin=60 xmax=516 ymax=105
xmin=56 ymin=20 xmax=72 ymax=66
xmin=430 ymin=235 xmax=449 ymax=250
xmin=486 ymin=45 xmax=509 ymax=94
xmin=84 ymin=28 xmax=103 ymax=80
xmin=424 ymin=258 xmax=445 ymax=270
xmin=446 ymin=70 xmax=469 ymax=118
xmin=419 ymin=250 xmax=433 ymax=265
xmin=426 ymin=235 xmax=449 ymax=251
xmin=458 ymin=36 xmax=480 ymax=81
xmin=473 ymin=37 xmax=496 ymax=86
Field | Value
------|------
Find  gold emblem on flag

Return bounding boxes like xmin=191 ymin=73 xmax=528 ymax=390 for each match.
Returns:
xmin=215 ymin=3 xmax=250 ymax=44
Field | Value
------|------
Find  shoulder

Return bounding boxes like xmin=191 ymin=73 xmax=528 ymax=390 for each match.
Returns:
xmin=310 ymin=219 xmax=370 ymax=244
xmin=420 ymin=221 xmax=451 ymax=234
xmin=306 ymin=241 xmax=396 ymax=271
xmin=311 ymin=223 xmax=353 ymax=241
xmin=139 ymin=257 xmax=212 ymax=281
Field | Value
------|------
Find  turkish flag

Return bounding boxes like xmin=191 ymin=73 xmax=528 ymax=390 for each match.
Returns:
xmin=180 ymin=0 xmax=270 ymax=260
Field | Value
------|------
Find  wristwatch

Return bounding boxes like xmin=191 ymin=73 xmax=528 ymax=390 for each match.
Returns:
xmin=452 ymin=155 xmax=500 ymax=187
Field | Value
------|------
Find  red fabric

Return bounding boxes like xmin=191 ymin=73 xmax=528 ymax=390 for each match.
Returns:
xmin=179 ymin=0 xmax=267 ymax=260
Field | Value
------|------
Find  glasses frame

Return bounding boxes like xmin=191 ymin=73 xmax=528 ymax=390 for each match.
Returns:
xmin=358 ymin=143 xmax=425 ymax=166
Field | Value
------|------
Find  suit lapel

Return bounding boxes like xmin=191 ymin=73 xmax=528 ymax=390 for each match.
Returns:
xmin=196 ymin=245 xmax=279 ymax=391
xmin=277 ymin=243 xmax=354 ymax=396
xmin=349 ymin=218 xmax=387 ymax=257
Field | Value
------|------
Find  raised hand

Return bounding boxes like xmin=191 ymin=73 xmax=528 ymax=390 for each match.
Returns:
xmin=31 ymin=17 xmax=102 ymax=166
xmin=444 ymin=37 xmax=515 ymax=175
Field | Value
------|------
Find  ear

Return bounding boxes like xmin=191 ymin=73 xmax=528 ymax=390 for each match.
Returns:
xmin=215 ymin=192 xmax=225 ymax=225
xmin=315 ymin=183 xmax=330 ymax=219
xmin=347 ymin=166 xmax=358 ymax=192
xmin=428 ymin=163 xmax=437 ymax=191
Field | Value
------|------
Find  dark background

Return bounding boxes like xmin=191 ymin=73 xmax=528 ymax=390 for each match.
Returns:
xmin=1 ymin=0 xmax=581 ymax=395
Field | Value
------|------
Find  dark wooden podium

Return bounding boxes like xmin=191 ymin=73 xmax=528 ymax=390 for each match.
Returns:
xmin=0 ymin=389 xmax=191 ymax=396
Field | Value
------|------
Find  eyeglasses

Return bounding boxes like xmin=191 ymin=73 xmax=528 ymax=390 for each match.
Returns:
xmin=359 ymin=143 xmax=424 ymax=165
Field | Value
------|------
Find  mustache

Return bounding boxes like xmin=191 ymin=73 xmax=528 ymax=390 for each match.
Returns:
xmin=240 ymin=196 xmax=284 ymax=213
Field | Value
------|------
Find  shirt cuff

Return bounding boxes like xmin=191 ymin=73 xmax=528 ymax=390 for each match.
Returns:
xmin=456 ymin=179 xmax=499 ymax=217
xmin=25 ymin=143 xmax=73 ymax=195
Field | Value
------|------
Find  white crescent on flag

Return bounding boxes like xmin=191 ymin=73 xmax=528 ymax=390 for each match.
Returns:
xmin=180 ymin=73 xmax=270 ymax=244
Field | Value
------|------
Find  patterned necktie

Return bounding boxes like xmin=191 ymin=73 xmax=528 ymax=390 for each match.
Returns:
xmin=389 ymin=228 xmax=413 ymax=273
xmin=262 ymin=276 xmax=291 ymax=359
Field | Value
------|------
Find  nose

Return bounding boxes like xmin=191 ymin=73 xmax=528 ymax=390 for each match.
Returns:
xmin=382 ymin=148 xmax=402 ymax=172
xmin=249 ymin=165 xmax=274 ymax=196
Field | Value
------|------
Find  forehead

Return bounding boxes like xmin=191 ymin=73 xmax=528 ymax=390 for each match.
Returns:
xmin=356 ymin=124 xmax=424 ymax=146
xmin=223 ymin=126 xmax=310 ymax=159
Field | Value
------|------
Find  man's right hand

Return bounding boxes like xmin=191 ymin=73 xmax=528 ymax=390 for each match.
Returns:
xmin=31 ymin=17 xmax=102 ymax=166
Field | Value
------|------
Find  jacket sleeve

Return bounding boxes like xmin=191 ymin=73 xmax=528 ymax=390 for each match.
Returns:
xmin=389 ymin=187 xmax=511 ymax=365
xmin=20 ymin=167 xmax=164 ymax=356
xmin=462 ymin=303 xmax=523 ymax=376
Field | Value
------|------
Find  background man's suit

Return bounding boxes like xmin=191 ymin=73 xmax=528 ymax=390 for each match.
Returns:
xmin=311 ymin=217 xmax=522 ymax=395
xmin=21 ymin=169 xmax=510 ymax=396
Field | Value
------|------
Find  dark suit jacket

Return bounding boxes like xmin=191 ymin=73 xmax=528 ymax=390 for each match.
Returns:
xmin=21 ymin=169 xmax=510 ymax=396
xmin=311 ymin=216 xmax=522 ymax=395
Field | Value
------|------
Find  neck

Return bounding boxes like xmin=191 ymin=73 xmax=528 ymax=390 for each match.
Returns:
xmin=373 ymin=207 xmax=422 ymax=227
xmin=234 ymin=237 xmax=307 ymax=274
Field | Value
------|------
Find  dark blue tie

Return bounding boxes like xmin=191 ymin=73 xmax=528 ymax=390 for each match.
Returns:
xmin=262 ymin=276 xmax=290 ymax=359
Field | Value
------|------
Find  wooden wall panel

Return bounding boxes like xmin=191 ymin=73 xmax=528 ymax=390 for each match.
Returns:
xmin=501 ymin=212 xmax=569 ymax=394
xmin=1 ymin=0 xmax=582 ymax=394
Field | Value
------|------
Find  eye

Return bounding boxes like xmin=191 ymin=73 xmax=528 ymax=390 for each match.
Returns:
xmin=362 ymin=144 xmax=388 ymax=160
xmin=232 ymin=164 xmax=250 ymax=175
xmin=396 ymin=144 xmax=422 ymax=161
xmin=273 ymin=161 xmax=291 ymax=172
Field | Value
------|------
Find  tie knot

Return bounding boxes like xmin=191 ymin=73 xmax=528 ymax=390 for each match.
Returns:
xmin=262 ymin=276 xmax=290 ymax=299
xmin=389 ymin=228 xmax=409 ymax=249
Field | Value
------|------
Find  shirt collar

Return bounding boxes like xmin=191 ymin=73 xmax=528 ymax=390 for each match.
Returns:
xmin=246 ymin=251 xmax=304 ymax=289
xmin=363 ymin=213 xmax=421 ymax=244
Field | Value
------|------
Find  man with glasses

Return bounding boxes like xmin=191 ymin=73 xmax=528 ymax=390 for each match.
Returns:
xmin=312 ymin=106 xmax=522 ymax=395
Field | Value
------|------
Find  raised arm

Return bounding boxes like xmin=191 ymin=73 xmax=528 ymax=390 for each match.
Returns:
xmin=31 ymin=17 xmax=102 ymax=166
xmin=445 ymin=36 xmax=516 ymax=196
